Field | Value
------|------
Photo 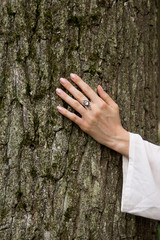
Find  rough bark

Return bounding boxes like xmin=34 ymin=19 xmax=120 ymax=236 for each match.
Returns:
xmin=0 ymin=0 xmax=159 ymax=239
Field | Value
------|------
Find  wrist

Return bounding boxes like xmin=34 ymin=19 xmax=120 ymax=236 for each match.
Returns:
xmin=107 ymin=128 xmax=129 ymax=158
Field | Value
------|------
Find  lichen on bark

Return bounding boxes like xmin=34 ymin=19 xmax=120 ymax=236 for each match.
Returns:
xmin=0 ymin=0 xmax=159 ymax=239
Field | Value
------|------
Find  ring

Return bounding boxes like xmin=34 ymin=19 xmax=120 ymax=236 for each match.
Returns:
xmin=83 ymin=100 xmax=91 ymax=110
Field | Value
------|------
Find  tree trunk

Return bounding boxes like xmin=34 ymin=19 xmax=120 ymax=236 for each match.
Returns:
xmin=0 ymin=0 xmax=159 ymax=239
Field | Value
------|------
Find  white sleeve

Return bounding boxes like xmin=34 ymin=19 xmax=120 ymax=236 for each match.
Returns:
xmin=121 ymin=132 xmax=160 ymax=220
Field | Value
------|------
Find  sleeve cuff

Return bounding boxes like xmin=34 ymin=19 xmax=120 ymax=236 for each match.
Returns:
xmin=121 ymin=132 xmax=160 ymax=220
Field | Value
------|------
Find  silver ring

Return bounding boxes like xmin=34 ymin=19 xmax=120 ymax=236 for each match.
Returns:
xmin=83 ymin=100 xmax=91 ymax=110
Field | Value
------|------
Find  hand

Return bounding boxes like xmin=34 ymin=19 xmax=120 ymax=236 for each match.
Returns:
xmin=56 ymin=73 xmax=129 ymax=158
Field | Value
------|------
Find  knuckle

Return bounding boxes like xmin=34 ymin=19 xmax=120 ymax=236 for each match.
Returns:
xmin=72 ymin=114 xmax=78 ymax=122
xmin=74 ymin=100 xmax=80 ymax=108
xmin=88 ymin=116 xmax=95 ymax=125
xmin=77 ymin=92 xmax=83 ymax=99
xmin=114 ymin=103 xmax=119 ymax=111
xmin=99 ymin=102 xmax=106 ymax=110
xmin=93 ymin=109 xmax=101 ymax=118
xmin=85 ymin=85 xmax=90 ymax=93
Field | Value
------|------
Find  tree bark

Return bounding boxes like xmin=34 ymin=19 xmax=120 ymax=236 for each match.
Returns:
xmin=0 ymin=0 xmax=159 ymax=239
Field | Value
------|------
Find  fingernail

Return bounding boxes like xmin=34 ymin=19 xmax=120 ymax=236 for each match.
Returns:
xmin=57 ymin=106 xmax=63 ymax=111
xmin=70 ymin=73 xmax=76 ymax=79
xmin=60 ymin=78 xmax=67 ymax=85
xmin=56 ymin=88 xmax=63 ymax=94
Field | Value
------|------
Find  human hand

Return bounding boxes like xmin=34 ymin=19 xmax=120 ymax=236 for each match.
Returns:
xmin=56 ymin=73 xmax=129 ymax=157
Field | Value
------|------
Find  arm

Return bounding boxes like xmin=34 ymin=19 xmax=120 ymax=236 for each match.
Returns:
xmin=56 ymin=73 xmax=160 ymax=220
xmin=56 ymin=73 xmax=129 ymax=157
xmin=122 ymin=133 xmax=160 ymax=220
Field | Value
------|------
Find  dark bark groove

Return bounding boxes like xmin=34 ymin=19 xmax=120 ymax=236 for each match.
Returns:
xmin=0 ymin=0 xmax=159 ymax=239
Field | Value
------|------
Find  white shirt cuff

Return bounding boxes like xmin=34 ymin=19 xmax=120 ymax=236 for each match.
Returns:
xmin=121 ymin=132 xmax=160 ymax=220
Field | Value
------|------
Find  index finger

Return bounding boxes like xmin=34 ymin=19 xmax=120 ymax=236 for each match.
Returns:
xmin=70 ymin=73 xmax=100 ymax=103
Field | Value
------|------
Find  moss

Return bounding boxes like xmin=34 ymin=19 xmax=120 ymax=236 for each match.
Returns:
xmin=52 ymin=33 xmax=61 ymax=43
xmin=16 ymin=189 xmax=23 ymax=199
xmin=67 ymin=44 xmax=79 ymax=58
xmin=6 ymin=3 xmax=17 ymax=16
xmin=16 ymin=49 xmax=27 ymax=63
xmin=16 ymin=190 xmax=23 ymax=200
xmin=52 ymin=152 xmax=62 ymax=164
xmin=0 ymin=97 xmax=5 ymax=119
xmin=33 ymin=87 xmax=47 ymax=100
xmin=3 ymin=155 xmax=9 ymax=164
xmin=7 ymin=32 xmax=20 ymax=45
xmin=33 ymin=93 xmax=44 ymax=100
xmin=22 ymin=132 xmax=37 ymax=148
xmin=67 ymin=14 xmax=101 ymax=29
xmin=17 ymin=201 xmax=27 ymax=211
xmin=45 ymin=167 xmax=56 ymax=183
xmin=68 ymin=45 xmax=79 ymax=52
xmin=33 ymin=114 xmax=39 ymax=132
xmin=52 ymin=163 xmax=57 ymax=168
xmin=89 ymin=52 xmax=99 ymax=61
xmin=27 ymin=42 xmax=36 ymax=59
xmin=12 ymin=93 xmax=20 ymax=103
xmin=44 ymin=10 xmax=53 ymax=33
xmin=16 ymin=54 xmax=23 ymax=63
xmin=67 ymin=15 xmax=87 ymax=27
xmin=1 ymin=208 xmax=7 ymax=219
xmin=97 ymin=0 xmax=106 ymax=6
xmin=31 ymin=114 xmax=39 ymax=146
xmin=15 ymin=190 xmax=27 ymax=210
xmin=44 ymin=222 xmax=50 ymax=231
xmin=89 ymin=13 xmax=101 ymax=23
xmin=26 ymin=82 xmax=31 ymax=96
xmin=67 ymin=143 xmax=76 ymax=168
xmin=22 ymin=132 xmax=33 ymax=146
xmin=49 ymin=106 xmax=59 ymax=119
xmin=45 ymin=129 xmax=54 ymax=140
xmin=64 ymin=207 xmax=74 ymax=221
xmin=89 ymin=64 xmax=97 ymax=76
xmin=0 ymin=96 xmax=4 ymax=109
xmin=30 ymin=167 xmax=37 ymax=178
xmin=51 ymin=63 xmax=58 ymax=74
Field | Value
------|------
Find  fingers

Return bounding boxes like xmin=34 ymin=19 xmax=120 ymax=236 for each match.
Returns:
xmin=56 ymin=88 xmax=86 ymax=115
xmin=59 ymin=77 xmax=89 ymax=106
xmin=57 ymin=106 xmax=83 ymax=126
xmin=97 ymin=85 xmax=118 ymax=108
xmin=70 ymin=73 xmax=99 ymax=103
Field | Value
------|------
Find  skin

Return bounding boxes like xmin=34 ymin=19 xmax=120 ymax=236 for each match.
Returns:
xmin=56 ymin=73 xmax=129 ymax=158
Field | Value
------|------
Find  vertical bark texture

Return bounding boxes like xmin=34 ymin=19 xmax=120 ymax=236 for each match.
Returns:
xmin=0 ymin=0 xmax=159 ymax=239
